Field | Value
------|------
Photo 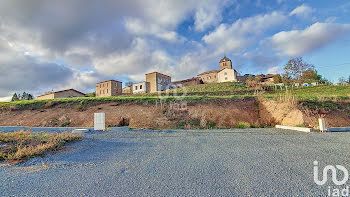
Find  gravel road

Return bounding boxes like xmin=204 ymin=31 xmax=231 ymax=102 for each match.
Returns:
xmin=1 ymin=128 xmax=349 ymax=196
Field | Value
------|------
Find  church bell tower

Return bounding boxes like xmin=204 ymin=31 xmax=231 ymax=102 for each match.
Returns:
xmin=219 ymin=56 xmax=232 ymax=70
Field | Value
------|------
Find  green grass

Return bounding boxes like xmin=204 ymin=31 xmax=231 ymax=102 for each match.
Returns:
xmin=263 ymin=85 xmax=350 ymax=100
xmin=0 ymin=94 xmax=255 ymax=110
xmin=0 ymin=84 xmax=348 ymax=110
xmin=235 ymin=121 xmax=251 ymax=129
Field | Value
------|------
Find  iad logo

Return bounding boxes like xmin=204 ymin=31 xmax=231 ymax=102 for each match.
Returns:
xmin=313 ymin=161 xmax=349 ymax=186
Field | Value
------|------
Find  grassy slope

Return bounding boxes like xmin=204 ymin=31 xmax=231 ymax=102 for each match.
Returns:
xmin=263 ymin=85 xmax=350 ymax=100
xmin=0 ymin=83 xmax=348 ymax=108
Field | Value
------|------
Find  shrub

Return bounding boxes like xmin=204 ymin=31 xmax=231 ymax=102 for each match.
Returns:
xmin=60 ymin=121 xmax=71 ymax=127
xmin=235 ymin=121 xmax=251 ymax=129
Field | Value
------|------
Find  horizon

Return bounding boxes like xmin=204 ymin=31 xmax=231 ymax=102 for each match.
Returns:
xmin=0 ymin=0 xmax=350 ymax=101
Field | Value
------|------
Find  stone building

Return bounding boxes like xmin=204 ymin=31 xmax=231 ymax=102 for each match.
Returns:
xmin=218 ymin=68 xmax=237 ymax=82
xmin=172 ymin=77 xmax=203 ymax=88
xmin=145 ymin=72 xmax=171 ymax=93
xmin=197 ymin=56 xmax=238 ymax=84
xmin=122 ymin=86 xmax=132 ymax=94
xmin=197 ymin=70 xmax=219 ymax=84
xmin=37 ymin=89 xmax=85 ymax=100
xmin=219 ymin=56 xmax=232 ymax=70
xmin=96 ymin=80 xmax=122 ymax=97
xmin=132 ymin=82 xmax=149 ymax=94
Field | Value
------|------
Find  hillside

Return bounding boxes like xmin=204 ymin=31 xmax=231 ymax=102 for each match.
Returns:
xmin=0 ymin=83 xmax=349 ymax=129
xmin=0 ymin=83 xmax=349 ymax=110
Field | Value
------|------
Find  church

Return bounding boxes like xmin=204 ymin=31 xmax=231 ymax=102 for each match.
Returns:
xmin=197 ymin=56 xmax=238 ymax=84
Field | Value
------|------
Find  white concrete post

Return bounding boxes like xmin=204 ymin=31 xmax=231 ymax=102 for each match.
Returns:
xmin=319 ymin=118 xmax=327 ymax=132
xmin=94 ymin=113 xmax=105 ymax=131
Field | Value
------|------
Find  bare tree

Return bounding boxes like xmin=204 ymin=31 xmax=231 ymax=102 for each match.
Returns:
xmin=283 ymin=57 xmax=315 ymax=82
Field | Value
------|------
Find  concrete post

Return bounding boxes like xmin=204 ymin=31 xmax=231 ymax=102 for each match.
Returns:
xmin=319 ymin=118 xmax=327 ymax=132
xmin=94 ymin=113 xmax=105 ymax=131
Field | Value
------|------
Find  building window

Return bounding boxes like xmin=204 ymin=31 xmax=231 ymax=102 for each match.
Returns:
xmin=208 ymin=76 xmax=211 ymax=79
xmin=107 ymin=89 xmax=108 ymax=93
xmin=224 ymin=72 xmax=227 ymax=75
xmin=140 ymin=85 xmax=143 ymax=89
xmin=225 ymin=77 xmax=228 ymax=80
xmin=135 ymin=86 xmax=138 ymax=90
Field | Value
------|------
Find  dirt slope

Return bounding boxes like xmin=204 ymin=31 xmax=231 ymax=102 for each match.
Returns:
xmin=0 ymin=98 xmax=349 ymax=129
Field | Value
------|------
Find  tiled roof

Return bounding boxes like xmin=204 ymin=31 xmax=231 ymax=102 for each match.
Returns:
xmin=197 ymin=70 xmax=219 ymax=76
xmin=38 ymin=89 xmax=85 ymax=97
xmin=219 ymin=56 xmax=231 ymax=63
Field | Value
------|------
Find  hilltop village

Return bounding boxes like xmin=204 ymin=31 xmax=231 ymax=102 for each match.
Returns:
xmin=37 ymin=56 xmax=275 ymax=99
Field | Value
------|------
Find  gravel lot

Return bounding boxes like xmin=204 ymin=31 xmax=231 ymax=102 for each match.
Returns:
xmin=1 ymin=128 xmax=349 ymax=196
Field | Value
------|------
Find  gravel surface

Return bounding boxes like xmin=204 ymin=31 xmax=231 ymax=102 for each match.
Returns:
xmin=1 ymin=128 xmax=349 ymax=196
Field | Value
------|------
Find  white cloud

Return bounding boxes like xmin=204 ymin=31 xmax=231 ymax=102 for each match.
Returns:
xmin=0 ymin=96 xmax=11 ymax=102
xmin=124 ymin=18 xmax=184 ymax=43
xmin=325 ymin=17 xmax=337 ymax=23
xmin=267 ymin=66 xmax=282 ymax=74
xmin=202 ymin=11 xmax=287 ymax=55
xmin=92 ymin=38 xmax=175 ymax=81
xmin=270 ymin=22 xmax=350 ymax=56
xmin=290 ymin=4 xmax=314 ymax=18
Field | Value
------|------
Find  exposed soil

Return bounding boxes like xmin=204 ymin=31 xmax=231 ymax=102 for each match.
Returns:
xmin=0 ymin=98 xmax=349 ymax=129
xmin=259 ymin=99 xmax=350 ymax=128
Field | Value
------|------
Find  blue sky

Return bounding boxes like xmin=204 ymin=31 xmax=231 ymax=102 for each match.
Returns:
xmin=0 ymin=0 xmax=349 ymax=100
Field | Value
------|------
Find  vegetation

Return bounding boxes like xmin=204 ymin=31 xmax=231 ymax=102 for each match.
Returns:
xmin=282 ymin=57 xmax=327 ymax=84
xmin=235 ymin=121 xmax=251 ymax=129
xmin=11 ymin=92 xmax=33 ymax=101
xmin=0 ymin=82 xmax=349 ymax=111
xmin=264 ymin=85 xmax=350 ymax=100
xmin=0 ymin=130 xmax=82 ymax=163
xmin=85 ymin=92 xmax=96 ymax=97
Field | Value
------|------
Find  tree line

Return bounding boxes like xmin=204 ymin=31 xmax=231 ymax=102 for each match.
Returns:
xmin=11 ymin=92 xmax=34 ymax=101
xmin=246 ymin=57 xmax=333 ymax=87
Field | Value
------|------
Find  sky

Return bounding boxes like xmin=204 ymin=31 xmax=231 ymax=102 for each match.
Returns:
xmin=0 ymin=0 xmax=349 ymax=101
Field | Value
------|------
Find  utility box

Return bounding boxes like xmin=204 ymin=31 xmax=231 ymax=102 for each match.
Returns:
xmin=94 ymin=113 xmax=105 ymax=131
xmin=319 ymin=118 xmax=327 ymax=132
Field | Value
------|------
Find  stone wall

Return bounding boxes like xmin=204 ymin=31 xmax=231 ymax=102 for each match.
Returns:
xmin=96 ymin=80 xmax=122 ymax=97
xmin=198 ymin=72 xmax=218 ymax=84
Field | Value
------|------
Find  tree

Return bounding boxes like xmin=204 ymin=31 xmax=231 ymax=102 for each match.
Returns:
xmin=86 ymin=92 xmax=96 ymax=97
xmin=284 ymin=57 xmax=315 ymax=82
xmin=245 ymin=75 xmax=256 ymax=87
xmin=11 ymin=93 xmax=19 ymax=101
xmin=125 ymin=81 xmax=134 ymax=87
xmin=27 ymin=94 xmax=33 ymax=100
xmin=21 ymin=92 xmax=27 ymax=100
xmin=254 ymin=75 xmax=262 ymax=83
xmin=273 ymin=74 xmax=282 ymax=84
xmin=11 ymin=92 xmax=33 ymax=101
xmin=338 ymin=77 xmax=347 ymax=85
xmin=302 ymin=70 xmax=320 ymax=83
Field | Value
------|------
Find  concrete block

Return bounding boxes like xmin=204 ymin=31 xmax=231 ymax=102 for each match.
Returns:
xmin=318 ymin=118 xmax=327 ymax=132
xmin=328 ymin=127 xmax=350 ymax=132
xmin=275 ymin=125 xmax=312 ymax=132
xmin=72 ymin=129 xmax=89 ymax=134
xmin=94 ymin=113 xmax=105 ymax=131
